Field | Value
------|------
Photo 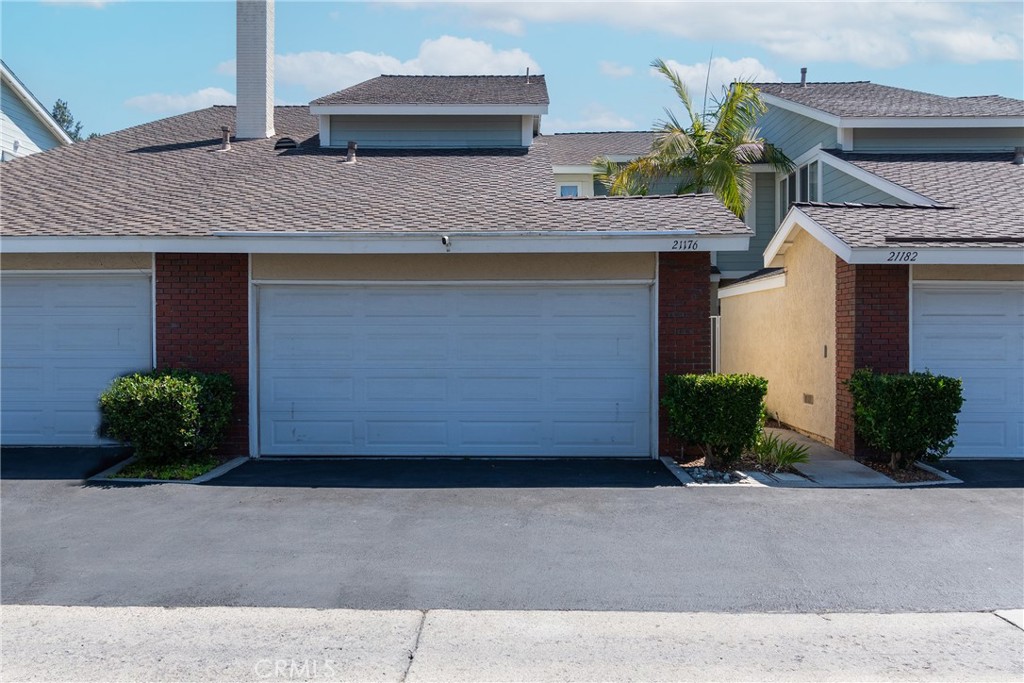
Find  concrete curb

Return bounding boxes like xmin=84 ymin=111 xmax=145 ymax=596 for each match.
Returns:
xmin=909 ymin=460 xmax=964 ymax=486
xmin=87 ymin=456 xmax=248 ymax=485
xmin=658 ymin=456 xmax=695 ymax=485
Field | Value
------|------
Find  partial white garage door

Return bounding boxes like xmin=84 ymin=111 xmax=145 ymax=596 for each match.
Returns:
xmin=1 ymin=274 xmax=153 ymax=446
xmin=912 ymin=282 xmax=1024 ymax=458
xmin=258 ymin=283 xmax=652 ymax=456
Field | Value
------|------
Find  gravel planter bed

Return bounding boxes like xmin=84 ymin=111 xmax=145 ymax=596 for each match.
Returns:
xmin=672 ymin=454 xmax=806 ymax=485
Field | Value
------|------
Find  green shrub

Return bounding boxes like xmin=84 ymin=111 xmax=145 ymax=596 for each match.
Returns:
xmin=752 ymin=431 xmax=810 ymax=472
xmin=99 ymin=369 xmax=235 ymax=463
xmin=662 ymin=373 xmax=768 ymax=470
xmin=845 ymin=369 xmax=963 ymax=470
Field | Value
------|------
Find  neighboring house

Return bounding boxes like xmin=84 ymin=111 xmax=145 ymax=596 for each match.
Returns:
xmin=0 ymin=1 xmax=750 ymax=459
xmin=546 ymin=131 xmax=655 ymax=197
xmin=0 ymin=60 xmax=72 ymax=161
xmin=719 ymin=76 xmax=1024 ymax=459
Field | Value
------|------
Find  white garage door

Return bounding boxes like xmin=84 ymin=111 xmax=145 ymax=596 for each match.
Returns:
xmin=912 ymin=282 xmax=1024 ymax=458
xmin=1 ymin=274 xmax=153 ymax=445
xmin=258 ymin=283 xmax=652 ymax=457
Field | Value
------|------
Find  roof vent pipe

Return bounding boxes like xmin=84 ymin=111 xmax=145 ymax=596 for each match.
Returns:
xmin=800 ymin=67 xmax=807 ymax=87
xmin=526 ymin=67 xmax=530 ymax=85
xmin=1014 ymin=146 xmax=1024 ymax=165
xmin=345 ymin=140 xmax=357 ymax=163
xmin=220 ymin=126 xmax=231 ymax=151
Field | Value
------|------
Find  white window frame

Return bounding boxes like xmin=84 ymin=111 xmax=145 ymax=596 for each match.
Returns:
xmin=557 ymin=182 xmax=582 ymax=198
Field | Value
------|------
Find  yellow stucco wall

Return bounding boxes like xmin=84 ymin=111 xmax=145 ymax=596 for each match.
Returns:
xmin=913 ymin=264 xmax=1024 ymax=281
xmin=1 ymin=253 xmax=151 ymax=270
xmin=719 ymin=230 xmax=837 ymax=445
xmin=252 ymin=253 xmax=655 ymax=281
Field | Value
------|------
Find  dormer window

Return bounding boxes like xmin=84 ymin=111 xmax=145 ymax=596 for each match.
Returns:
xmin=559 ymin=183 xmax=581 ymax=198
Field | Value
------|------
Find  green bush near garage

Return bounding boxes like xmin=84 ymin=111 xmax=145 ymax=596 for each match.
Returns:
xmin=845 ymin=369 xmax=964 ymax=470
xmin=662 ymin=373 xmax=768 ymax=470
xmin=99 ymin=369 xmax=235 ymax=476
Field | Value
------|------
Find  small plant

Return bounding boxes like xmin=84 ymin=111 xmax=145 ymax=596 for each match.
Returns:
xmin=662 ymin=373 xmax=768 ymax=470
xmin=99 ymin=369 xmax=235 ymax=471
xmin=752 ymin=431 xmax=810 ymax=472
xmin=845 ymin=369 xmax=964 ymax=470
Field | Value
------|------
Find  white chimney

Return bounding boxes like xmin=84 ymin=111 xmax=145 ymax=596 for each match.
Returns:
xmin=236 ymin=0 xmax=275 ymax=139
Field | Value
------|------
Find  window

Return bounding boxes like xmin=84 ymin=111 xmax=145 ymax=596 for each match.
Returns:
xmin=808 ymin=161 xmax=819 ymax=202
xmin=558 ymin=184 xmax=580 ymax=198
xmin=778 ymin=161 xmax=822 ymax=224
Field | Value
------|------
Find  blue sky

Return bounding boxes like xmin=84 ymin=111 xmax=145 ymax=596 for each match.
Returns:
xmin=3 ymin=1 xmax=1022 ymax=137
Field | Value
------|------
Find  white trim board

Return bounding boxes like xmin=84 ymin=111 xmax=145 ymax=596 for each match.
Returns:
xmin=2 ymin=233 xmax=752 ymax=255
xmin=0 ymin=62 xmax=73 ymax=146
xmin=718 ymin=271 xmax=787 ymax=299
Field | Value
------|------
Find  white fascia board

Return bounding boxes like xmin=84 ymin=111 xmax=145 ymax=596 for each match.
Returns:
xmin=760 ymin=93 xmax=1024 ymax=130
xmin=745 ymin=163 xmax=777 ymax=173
xmin=309 ymin=104 xmax=548 ymax=116
xmin=817 ymin=152 xmax=939 ymax=206
xmin=1 ymin=233 xmax=751 ymax=255
xmin=847 ymin=247 xmax=1024 ymax=265
xmin=764 ymin=207 xmax=852 ymax=268
xmin=553 ymin=165 xmax=596 ymax=175
xmin=0 ymin=64 xmax=73 ymax=146
xmin=718 ymin=271 xmax=787 ymax=299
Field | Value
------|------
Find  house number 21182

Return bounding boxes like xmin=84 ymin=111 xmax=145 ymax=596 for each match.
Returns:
xmin=886 ymin=251 xmax=918 ymax=262
xmin=671 ymin=239 xmax=700 ymax=251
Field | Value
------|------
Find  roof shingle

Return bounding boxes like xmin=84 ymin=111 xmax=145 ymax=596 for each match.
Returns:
xmin=311 ymin=75 xmax=550 ymax=107
xmin=0 ymin=106 xmax=748 ymax=239
xmin=753 ymin=81 xmax=1024 ymax=118
xmin=544 ymin=131 xmax=655 ymax=166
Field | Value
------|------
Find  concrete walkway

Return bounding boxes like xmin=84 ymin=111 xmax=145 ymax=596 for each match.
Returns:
xmin=767 ymin=427 xmax=899 ymax=487
xmin=3 ymin=605 xmax=1021 ymax=682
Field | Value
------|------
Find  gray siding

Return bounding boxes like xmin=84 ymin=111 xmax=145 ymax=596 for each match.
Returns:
xmin=1 ymin=80 xmax=63 ymax=160
xmin=329 ymin=114 xmax=522 ymax=148
xmin=718 ymin=173 xmax=777 ymax=275
xmin=854 ymin=127 xmax=1024 ymax=153
xmin=822 ymin=164 xmax=902 ymax=204
xmin=759 ymin=107 xmax=837 ymax=159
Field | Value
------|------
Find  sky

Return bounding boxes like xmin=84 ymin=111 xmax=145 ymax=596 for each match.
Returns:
xmin=2 ymin=1 xmax=1022 ymax=137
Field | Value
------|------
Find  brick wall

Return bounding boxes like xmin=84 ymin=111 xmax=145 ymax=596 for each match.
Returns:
xmin=658 ymin=251 xmax=712 ymax=456
xmin=155 ymin=253 xmax=249 ymax=456
xmin=834 ymin=258 xmax=909 ymax=455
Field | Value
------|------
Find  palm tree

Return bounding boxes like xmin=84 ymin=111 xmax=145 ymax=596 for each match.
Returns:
xmin=595 ymin=58 xmax=792 ymax=217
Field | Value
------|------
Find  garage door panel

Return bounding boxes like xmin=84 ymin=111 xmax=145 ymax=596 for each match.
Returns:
xmin=913 ymin=283 xmax=1024 ymax=458
xmin=1 ymin=274 xmax=153 ymax=446
xmin=258 ymin=283 xmax=651 ymax=456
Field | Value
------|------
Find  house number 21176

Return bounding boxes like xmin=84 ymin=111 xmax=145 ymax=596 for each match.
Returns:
xmin=671 ymin=239 xmax=700 ymax=251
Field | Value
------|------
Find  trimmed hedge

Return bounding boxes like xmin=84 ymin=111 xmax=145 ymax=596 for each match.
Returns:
xmin=99 ymin=369 xmax=235 ymax=462
xmin=845 ymin=369 xmax=963 ymax=469
xmin=662 ymin=373 xmax=768 ymax=470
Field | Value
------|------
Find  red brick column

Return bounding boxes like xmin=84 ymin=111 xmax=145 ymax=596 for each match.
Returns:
xmin=658 ymin=251 xmax=711 ymax=456
xmin=834 ymin=258 xmax=909 ymax=455
xmin=155 ymin=253 xmax=249 ymax=456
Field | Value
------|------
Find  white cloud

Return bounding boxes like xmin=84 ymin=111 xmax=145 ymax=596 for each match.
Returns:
xmin=544 ymin=105 xmax=637 ymax=133
xmin=599 ymin=61 xmax=634 ymax=79
xmin=658 ymin=57 xmax=780 ymax=101
xmin=407 ymin=2 xmax=1022 ymax=67
xmin=124 ymin=87 xmax=235 ymax=114
xmin=219 ymin=36 xmax=540 ymax=96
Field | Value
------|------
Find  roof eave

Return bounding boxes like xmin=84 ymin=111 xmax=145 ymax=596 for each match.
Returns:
xmin=0 ymin=61 xmax=74 ymax=146
xmin=761 ymin=93 xmax=1024 ymax=129
xmin=309 ymin=104 xmax=549 ymax=116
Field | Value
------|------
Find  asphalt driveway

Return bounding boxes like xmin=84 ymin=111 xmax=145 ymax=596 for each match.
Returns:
xmin=2 ymin=450 xmax=1022 ymax=613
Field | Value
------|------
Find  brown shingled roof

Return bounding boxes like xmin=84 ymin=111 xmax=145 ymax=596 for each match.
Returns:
xmin=544 ymin=131 xmax=656 ymax=166
xmin=311 ymin=75 xmax=549 ymax=107
xmin=753 ymin=81 xmax=1024 ymax=118
xmin=0 ymin=106 xmax=748 ymax=239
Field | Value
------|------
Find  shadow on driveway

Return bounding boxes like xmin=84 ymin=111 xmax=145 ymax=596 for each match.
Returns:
xmin=935 ymin=459 xmax=1024 ymax=488
xmin=1 ymin=447 xmax=130 ymax=481
xmin=204 ymin=457 xmax=682 ymax=488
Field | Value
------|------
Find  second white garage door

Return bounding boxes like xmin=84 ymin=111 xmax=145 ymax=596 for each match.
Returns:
xmin=257 ymin=283 xmax=652 ymax=456
xmin=912 ymin=282 xmax=1024 ymax=459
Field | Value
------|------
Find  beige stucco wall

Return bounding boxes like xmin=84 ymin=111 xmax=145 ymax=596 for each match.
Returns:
xmin=913 ymin=264 xmax=1024 ymax=281
xmin=252 ymin=253 xmax=655 ymax=281
xmin=719 ymin=230 xmax=837 ymax=445
xmin=1 ymin=253 xmax=151 ymax=270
